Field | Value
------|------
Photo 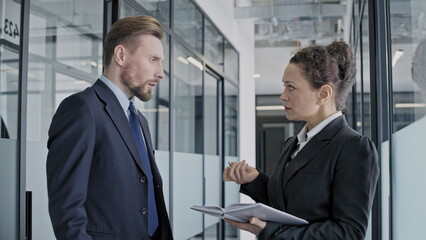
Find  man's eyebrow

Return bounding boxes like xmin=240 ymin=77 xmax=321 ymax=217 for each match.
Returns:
xmin=148 ymin=54 xmax=164 ymax=60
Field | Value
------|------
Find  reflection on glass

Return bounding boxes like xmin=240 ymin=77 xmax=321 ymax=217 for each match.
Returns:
xmin=224 ymin=41 xmax=239 ymax=83
xmin=0 ymin=0 xmax=20 ymax=139
xmin=173 ymin=42 xmax=203 ymax=153
xmin=56 ymin=27 xmax=101 ymax=75
xmin=390 ymin=1 xmax=426 ymax=240
xmin=224 ymin=80 xmax=238 ymax=239
xmin=0 ymin=0 xmax=20 ymax=238
xmin=224 ymin=81 xmax=238 ymax=157
xmin=28 ymin=0 xmax=103 ymax=142
xmin=361 ymin=6 xmax=371 ymax=138
xmin=204 ymin=18 xmax=224 ymax=70
xmin=172 ymin=43 xmax=203 ymax=239
xmin=0 ymin=46 xmax=19 ymax=139
xmin=133 ymin=0 xmax=170 ymax=27
xmin=204 ymin=73 xmax=219 ymax=155
xmin=173 ymin=0 xmax=203 ymax=53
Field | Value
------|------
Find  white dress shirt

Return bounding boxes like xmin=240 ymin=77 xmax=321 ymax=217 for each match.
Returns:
xmin=291 ymin=111 xmax=342 ymax=159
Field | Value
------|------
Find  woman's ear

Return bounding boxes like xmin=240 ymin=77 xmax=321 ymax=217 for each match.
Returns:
xmin=113 ymin=45 xmax=126 ymax=67
xmin=317 ymin=84 xmax=333 ymax=105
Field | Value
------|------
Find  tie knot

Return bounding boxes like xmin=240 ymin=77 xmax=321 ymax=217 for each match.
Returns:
xmin=129 ymin=102 xmax=137 ymax=115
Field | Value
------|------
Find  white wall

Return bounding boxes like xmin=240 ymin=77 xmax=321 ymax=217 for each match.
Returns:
xmin=254 ymin=47 xmax=292 ymax=95
xmin=195 ymin=1 xmax=256 ymax=239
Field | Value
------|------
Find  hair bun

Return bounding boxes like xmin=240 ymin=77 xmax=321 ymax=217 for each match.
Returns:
xmin=326 ymin=41 xmax=356 ymax=84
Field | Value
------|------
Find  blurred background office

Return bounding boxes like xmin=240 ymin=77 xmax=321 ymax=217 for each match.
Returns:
xmin=0 ymin=0 xmax=425 ymax=240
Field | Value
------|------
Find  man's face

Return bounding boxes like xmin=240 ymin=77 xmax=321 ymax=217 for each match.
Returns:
xmin=121 ymin=35 xmax=165 ymax=102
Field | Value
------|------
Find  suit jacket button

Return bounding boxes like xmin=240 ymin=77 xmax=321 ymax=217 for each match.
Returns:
xmin=140 ymin=208 xmax=147 ymax=215
xmin=139 ymin=176 xmax=147 ymax=183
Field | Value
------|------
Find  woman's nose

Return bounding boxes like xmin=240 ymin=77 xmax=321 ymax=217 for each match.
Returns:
xmin=280 ymin=91 xmax=288 ymax=101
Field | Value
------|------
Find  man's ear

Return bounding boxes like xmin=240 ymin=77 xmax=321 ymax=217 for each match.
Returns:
xmin=113 ymin=45 xmax=125 ymax=67
xmin=317 ymin=84 xmax=333 ymax=105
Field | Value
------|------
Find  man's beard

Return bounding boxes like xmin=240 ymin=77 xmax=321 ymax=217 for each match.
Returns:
xmin=121 ymin=66 xmax=152 ymax=102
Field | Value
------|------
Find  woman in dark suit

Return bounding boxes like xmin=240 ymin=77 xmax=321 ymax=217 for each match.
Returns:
xmin=223 ymin=41 xmax=379 ymax=240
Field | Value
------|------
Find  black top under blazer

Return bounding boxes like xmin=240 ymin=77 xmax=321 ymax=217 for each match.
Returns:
xmin=47 ymin=80 xmax=173 ymax=240
xmin=241 ymin=116 xmax=379 ymax=240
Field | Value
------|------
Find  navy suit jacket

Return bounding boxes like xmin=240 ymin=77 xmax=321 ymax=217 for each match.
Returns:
xmin=47 ymin=80 xmax=173 ymax=240
xmin=241 ymin=116 xmax=379 ymax=240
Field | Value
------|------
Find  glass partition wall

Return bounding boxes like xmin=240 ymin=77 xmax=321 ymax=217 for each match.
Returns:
xmin=389 ymin=0 xmax=426 ymax=240
xmin=354 ymin=1 xmax=426 ymax=240
xmin=25 ymin=0 xmax=104 ymax=239
xmin=0 ymin=0 xmax=22 ymax=239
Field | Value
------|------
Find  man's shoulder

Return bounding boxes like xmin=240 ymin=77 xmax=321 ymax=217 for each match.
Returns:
xmin=73 ymin=84 xmax=97 ymax=98
xmin=57 ymin=85 xmax=98 ymax=110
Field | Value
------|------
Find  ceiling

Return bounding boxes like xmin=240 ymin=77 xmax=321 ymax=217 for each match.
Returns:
xmin=234 ymin=0 xmax=426 ymax=97
xmin=234 ymin=0 xmax=347 ymax=48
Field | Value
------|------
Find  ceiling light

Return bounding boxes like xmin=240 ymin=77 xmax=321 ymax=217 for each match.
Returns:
xmin=253 ymin=73 xmax=261 ymax=78
xmin=256 ymin=105 xmax=283 ymax=111
xmin=177 ymin=56 xmax=189 ymax=64
xmin=271 ymin=17 xmax=278 ymax=27
xmin=187 ymin=57 xmax=203 ymax=71
xmin=392 ymin=49 xmax=404 ymax=67
xmin=395 ymin=103 xmax=426 ymax=108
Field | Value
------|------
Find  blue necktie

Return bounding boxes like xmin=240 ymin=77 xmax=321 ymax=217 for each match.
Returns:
xmin=128 ymin=102 xmax=158 ymax=236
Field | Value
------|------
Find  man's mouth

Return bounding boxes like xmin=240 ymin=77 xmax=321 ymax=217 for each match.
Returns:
xmin=148 ymin=81 xmax=158 ymax=87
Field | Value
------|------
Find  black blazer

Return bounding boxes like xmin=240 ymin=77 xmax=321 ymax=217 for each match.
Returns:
xmin=47 ymin=80 xmax=173 ymax=240
xmin=241 ymin=116 xmax=379 ymax=240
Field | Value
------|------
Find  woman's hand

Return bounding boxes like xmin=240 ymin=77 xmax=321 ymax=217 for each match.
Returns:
xmin=223 ymin=160 xmax=259 ymax=184
xmin=224 ymin=217 xmax=267 ymax=236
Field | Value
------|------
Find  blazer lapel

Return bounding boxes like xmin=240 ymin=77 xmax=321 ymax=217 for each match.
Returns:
xmin=92 ymin=80 xmax=146 ymax=173
xmin=282 ymin=116 xmax=346 ymax=190
xmin=270 ymin=136 xmax=298 ymax=211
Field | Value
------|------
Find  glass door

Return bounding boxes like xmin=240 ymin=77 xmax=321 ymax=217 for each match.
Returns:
xmin=0 ymin=0 xmax=22 ymax=239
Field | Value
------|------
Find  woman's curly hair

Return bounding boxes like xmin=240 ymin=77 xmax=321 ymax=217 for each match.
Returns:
xmin=290 ymin=41 xmax=356 ymax=111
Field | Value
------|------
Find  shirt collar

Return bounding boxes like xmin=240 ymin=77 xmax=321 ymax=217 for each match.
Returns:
xmin=99 ymin=75 xmax=131 ymax=116
xmin=297 ymin=111 xmax=342 ymax=143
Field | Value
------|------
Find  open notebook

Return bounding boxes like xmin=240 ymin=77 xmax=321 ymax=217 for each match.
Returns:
xmin=191 ymin=203 xmax=308 ymax=225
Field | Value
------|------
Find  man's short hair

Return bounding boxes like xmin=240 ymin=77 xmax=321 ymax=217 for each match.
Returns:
xmin=103 ymin=15 xmax=164 ymax=67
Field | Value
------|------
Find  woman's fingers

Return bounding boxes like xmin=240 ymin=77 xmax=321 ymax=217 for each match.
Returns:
xmin=234 ymin=160 xmax=244 ymax=182
xmin=223 ymin=160 xmax=257 ymax=184
xmin=223 ymin=167 xmax=231 ymax=181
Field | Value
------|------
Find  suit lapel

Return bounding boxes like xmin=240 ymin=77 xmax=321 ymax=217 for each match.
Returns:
xmin=92 ymin=80 xmax=145 ymax=173
xmin=270 ymin=136 xmax=298 ymax=211
xmin=282 ymin=116 xmax=346 ymax=190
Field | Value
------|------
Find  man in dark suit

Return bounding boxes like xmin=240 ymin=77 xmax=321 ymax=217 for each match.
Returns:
xmin=47 ymin=16 xmax=173 ymax=240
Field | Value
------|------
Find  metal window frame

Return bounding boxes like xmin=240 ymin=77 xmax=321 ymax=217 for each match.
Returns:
xmin=368 ymin=0 xmax=393 ymax=240
xmin=19 ymin=0 xmax=30 ymax=239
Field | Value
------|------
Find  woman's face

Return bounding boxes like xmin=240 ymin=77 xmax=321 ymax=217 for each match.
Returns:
xmin=280 ymin=63 xmax=321 ymax=124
